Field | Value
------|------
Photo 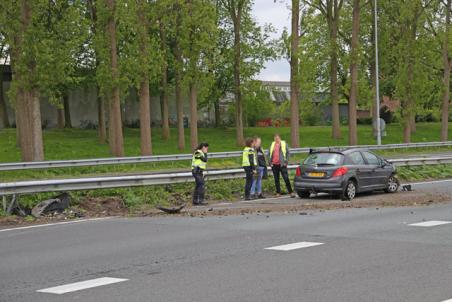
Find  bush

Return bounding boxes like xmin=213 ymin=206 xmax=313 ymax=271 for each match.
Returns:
xmin=357 ymin=117 xmax=373 ymax=125
xmin=300 ymin=101 xmax=323 ymax=126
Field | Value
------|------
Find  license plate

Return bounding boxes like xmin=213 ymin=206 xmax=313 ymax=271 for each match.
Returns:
xmin=308 ymin=172 xmax=325 ymax=178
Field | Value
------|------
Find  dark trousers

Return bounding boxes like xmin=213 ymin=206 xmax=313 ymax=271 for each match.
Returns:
xmin=192 ymin=170 xmax=205 ymax=204
xmin=271 ymin=165 xmax=293 ymax=194
xmin=243 ymin=166 xmax=254 ymax=198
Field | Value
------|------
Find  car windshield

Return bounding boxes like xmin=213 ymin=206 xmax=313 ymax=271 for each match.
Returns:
xmin=303 ymin=153 xmax=343 ymax=166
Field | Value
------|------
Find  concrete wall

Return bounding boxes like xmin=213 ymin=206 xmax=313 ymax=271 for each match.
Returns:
xmin=0 ymin=81 xmax=215 ymax=129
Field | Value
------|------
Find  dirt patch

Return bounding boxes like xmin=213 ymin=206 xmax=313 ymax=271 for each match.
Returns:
xmin=1 ymin=191 xmax=451 ymax=227
xmin=78 ymin=197 xmax=127 ymax=216
xmin=142 ymin=191 xmax=452 ymax=218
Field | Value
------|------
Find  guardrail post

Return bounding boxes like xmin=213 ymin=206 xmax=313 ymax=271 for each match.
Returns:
xmin=5 ymin=195 xmax=17 ymax=215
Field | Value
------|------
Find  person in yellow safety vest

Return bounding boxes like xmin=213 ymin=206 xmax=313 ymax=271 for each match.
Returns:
xmin=269 ymin=134 xmax=295 ymax=198
xmin=191 ymin=142 xmax=209 ymax=206
xmin=242 ymin=137 xmax=257 ymax=200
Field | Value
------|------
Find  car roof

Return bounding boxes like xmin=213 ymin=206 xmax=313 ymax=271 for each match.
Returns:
xmin=309 ymin=148 xmax=370 ymax=155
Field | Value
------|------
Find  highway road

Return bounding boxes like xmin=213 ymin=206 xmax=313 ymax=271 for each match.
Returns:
xmin=1 ymin=179 xmax=452 ymax=302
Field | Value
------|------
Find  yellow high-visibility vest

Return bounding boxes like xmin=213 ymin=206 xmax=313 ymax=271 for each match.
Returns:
xmin=242 ymin=147 xmax=256 ymax=167
xmin=192 ymin=150 xmax=207 ymax=170
xmin=270 ymin=141 xmax=287 ymax=161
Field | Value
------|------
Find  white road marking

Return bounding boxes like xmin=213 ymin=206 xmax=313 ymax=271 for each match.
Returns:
xmin=408 ymin=220 xmax=452 ymax=227
xmin=241 ymin=196 xmax=287 ymax=203
xmin=0 ymin=217 xmax=113 ymax=233
xmin=265 ymin=241 xmax=324 ymax=251
xmin=440 ymin=299 xmax=452 ymax=302
xmin=407 ymin=179 xmax=452 ymax=186
xmin=37 ymin=277 xmax=128 ymax=295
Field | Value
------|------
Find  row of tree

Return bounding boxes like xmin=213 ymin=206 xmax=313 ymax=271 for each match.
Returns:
xmin=0 ymin=0 xmax=451 ymax=162
xmin=288 ymin=0 xmax=451 ymax=146
xmin=0 ymin=0 xmax=274 ymax=161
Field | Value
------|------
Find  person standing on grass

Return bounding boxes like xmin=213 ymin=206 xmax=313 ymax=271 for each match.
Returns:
xmin=191 ymin=142 xmax=209 ymax=206
xmin=250 ymin=137 xmax=267 ymax=199
xmin=269 ymin=134 xmax=295 ymax=197
xmin=242 ymin=137 xmax=257 ymax=200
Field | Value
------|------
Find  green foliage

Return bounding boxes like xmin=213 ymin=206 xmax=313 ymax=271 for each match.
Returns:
xmin=300 ymin=100 xmax=323 ymax=126
xmin=1 ymin=1 xmax=88 ymax=104
xmin=243 ymin=81 xmax=276 ymax=126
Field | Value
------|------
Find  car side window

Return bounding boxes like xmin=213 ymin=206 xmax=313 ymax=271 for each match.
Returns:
xmin=362 ymin=152 xmax=380 ymax=165
xmin=346 ymin=152 xmax=365 ymax=165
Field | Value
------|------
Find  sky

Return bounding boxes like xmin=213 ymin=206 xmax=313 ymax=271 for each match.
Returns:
xmin=252 ymin=0 xmax=291 ymax=82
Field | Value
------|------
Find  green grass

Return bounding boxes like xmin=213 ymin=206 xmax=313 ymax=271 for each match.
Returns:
xmin=1 ymin=122 xmax=451 ymax=162
xmin=0 ymin=122 xmax=451 ymax=182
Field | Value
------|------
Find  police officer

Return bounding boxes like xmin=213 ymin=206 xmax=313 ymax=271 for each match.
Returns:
xmin=242 ymin=138 xmax=257 ymax=200
xmin=192 ymin=142 xmax=209 ymax=206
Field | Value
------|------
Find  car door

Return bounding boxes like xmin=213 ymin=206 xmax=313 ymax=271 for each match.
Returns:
xmin=361 ymin=151 xmax=387 ymax=189
xmin=344 ymin=151 xmax=368 ymax=190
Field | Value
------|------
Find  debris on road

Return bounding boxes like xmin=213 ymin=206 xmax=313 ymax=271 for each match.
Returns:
xmin=156 ymin=203 xmax=186 ymax=214
xmin=402 ymin=185 xmax=413 ymax=191
xmin=31 ymin=193 xmax=71 ymax=217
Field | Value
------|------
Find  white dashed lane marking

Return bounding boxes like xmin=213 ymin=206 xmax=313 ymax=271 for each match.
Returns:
xmin=37 ymin=277 xmax=128 ymax=295
xmin=265 ymin=241 xmax=324 ymax=251
xmin=408 ymin=220 xmax=452 ymax=227
xmin=0 ymin=217 xmax=113 ymax=233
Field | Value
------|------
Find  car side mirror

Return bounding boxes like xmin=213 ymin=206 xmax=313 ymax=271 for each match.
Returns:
xmin=380 ymin=160 xmax=387 ymax=167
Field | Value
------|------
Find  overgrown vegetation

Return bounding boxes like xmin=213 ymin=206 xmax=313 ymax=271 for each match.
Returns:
xmin=1 ymin=164 xmax=450 ymax=218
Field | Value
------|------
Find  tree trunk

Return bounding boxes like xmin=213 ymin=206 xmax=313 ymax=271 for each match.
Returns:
xmin=0 ymin=65 xmax=10 ymax=128
xmin=348 ymin=0 xmax=360 ymax=145
xmin=137 ymin=1 xmax=152 ymax=155
xmin=139 ymin=77 xmax=152 ymax=155
xmin=370 ymin=0 xmax=378 ymax=126
xmin=214 ymin=99 xmax=221 ymax=128
xmin=88 ymin=0 xmax=106 ymax=143
xmin=106 ymin=0 xmax=124 ymax=156
xmin=19 ymin=89 xmax=44 ymax=161
xmin=63 ymin=94 xmax=72 ymax=128
xmin=189 ymin=82 xmax=198 ymax=149
xmin=403 ymin=108 xmax=411 ymax=143
xmin=328 ymin=1 xmax=342 ymax=139
xmin=175 ymin=8 xmax=185 ymax=150
xmin=159 ymin=20 xmax=170 ymax=141
xmin=15 ymin=0 xmax=44 ymax=161
xmin=97 ymin=93 xmax=107 ymax=143
xmin=441 ymin=0 xmax=451 ymax=142
xmin=410 ymin=114 xmax=416 ymax=133
xmin=57 ymin=107 xmax=64 ymax=129
xmin=175 ymin=54 xmax=185 ymax=150
xmin=233 ymin=16 xmax=245 ymax=146
xmin=290 ymin=0 xmax=300 ymax=147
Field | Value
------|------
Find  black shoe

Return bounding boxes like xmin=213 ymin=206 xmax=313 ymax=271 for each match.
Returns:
xmin=251 ymin=194 xmax=257 ymax=200
xmin=198 ymin=201 xmax=208 ymax=206
xmin=245 ymin=196 xmax=251 ymax=201
xmin=258 ymin=194 xmax=265 ymax=199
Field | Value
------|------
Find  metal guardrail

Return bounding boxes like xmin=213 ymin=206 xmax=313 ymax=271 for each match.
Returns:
xmin=0 ymin=141 xmax=451 ymax=172
xmin=1 ymin=156 xmax=452 ymax=196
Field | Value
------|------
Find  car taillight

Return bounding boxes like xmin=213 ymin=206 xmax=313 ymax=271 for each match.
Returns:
xmin=332 ymin=166 xmax=348 ymax=177
xmin=296 ymin=166 xmax=301 ymax=177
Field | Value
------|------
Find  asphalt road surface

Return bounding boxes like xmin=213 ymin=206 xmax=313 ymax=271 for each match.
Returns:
xmin=1 ymin=179 xmax=452 ymax=302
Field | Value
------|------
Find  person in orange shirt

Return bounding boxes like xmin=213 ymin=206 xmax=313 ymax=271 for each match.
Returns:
xmin=268 ymin=134 xmax=295 ymax=197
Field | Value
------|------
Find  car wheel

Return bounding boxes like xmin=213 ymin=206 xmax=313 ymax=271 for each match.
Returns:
xmin=341 ymin=180 xmax=357 ymax=201
xmin=385 ymin=175 xmax=399 ymax=193
xmin=297 ymin=191 xmax=310 ymax=198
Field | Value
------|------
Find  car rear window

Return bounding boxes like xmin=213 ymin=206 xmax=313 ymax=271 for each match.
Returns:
xmin=303 ymin=153 xmax=344 ymax=166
